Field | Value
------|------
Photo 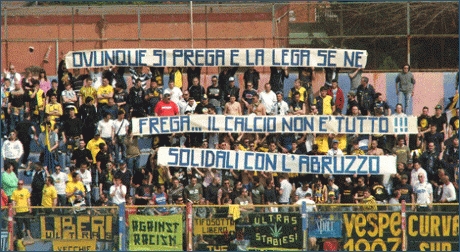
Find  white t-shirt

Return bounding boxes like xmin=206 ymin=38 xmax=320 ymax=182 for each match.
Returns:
xmin=295 ymin=198 xmax=317 ymax=212
xmin=410 ymin=168 xmax=427 ymax=188
xmin=327 ymin=148 xmax=344 ymax=156
xmin=164 ymin=87 xmax=183 ymax=104
xmin=113 ymin=119 xmax=130 ymax=136
xmin=91 ymin=71 xmax=103 ymax=90
xmin=259 ymin=91 xmax=277 ymax=114
xmin=279 ymin=179 xmax=292 ymax=203
xmin=110 ymin=184 xmax=127 ymax=205
xmin=52 ymin=172 xmax=68 ymax=195
xmin=77 ymin=169 xmax=92 ymax=192
xmin=97 ymin=119 xmax=114 ymax=138
xmin=414 ymin=181 xmax=433 ymax=205
xmin=295 ymin=187 xmax=312 ymax=199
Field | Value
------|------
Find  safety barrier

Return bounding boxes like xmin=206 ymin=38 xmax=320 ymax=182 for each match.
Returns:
xmin=1 ymin=202 xmax=458 ymax=251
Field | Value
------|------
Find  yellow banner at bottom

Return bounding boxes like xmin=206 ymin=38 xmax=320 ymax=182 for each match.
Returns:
xmin=52 ymin=239 xmax=96 ymax=251
xmin=194 ymin=218 xmax=235 ymax=235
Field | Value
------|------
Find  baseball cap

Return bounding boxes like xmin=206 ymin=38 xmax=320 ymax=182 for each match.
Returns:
xmin=201 ymin=94 xmax=208 ymax=100
xmin=94 ymin=130 xmax=101 ymax=136
xmin=328 ymin=175 xmax=335 ymax=181
xmin=118 ymin=159 xmax=125 ymax=165
xmin=332 ymin=139 xmax=339 ymax=144
xmin=348 ymin=91 xmax=356 ymax=97
xmin=345 ymin=177 xmax=352 ymax=183
xmin=401 ymin=174 xmax=408 ymax=180
xmin=228 ymin=77 xmax=235 ymax=81
xmin=435 ymin=105 xmax=442 ymax=110
xmin=164 ymin=90 xmax=171 ymax=96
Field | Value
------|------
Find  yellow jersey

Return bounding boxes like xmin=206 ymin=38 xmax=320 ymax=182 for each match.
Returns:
xmin=97 ymin=85 xmax=114 ymax=104
xmin=288 ymin=86 xmax=307 ymax=102
xmin=80 ymin=86 xmax=97 ymax=101
xmin=45 ymin=102 xmax=63 ymax=123
xmin=65 ymin=180 xmax=85 ymax=203
xmin=29 ymin=89 xmax=46 ymax=115
xmin=87 ymin=138 xmax=106 ymax=164
xmin=41 ymin=184 xmax=58 ymax=207
xmin=12 ymin=188 xmax=30 ymax=213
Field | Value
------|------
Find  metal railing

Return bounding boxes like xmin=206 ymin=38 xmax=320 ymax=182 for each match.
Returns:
xmin=2 ymin=202 xmax=457 ymax=251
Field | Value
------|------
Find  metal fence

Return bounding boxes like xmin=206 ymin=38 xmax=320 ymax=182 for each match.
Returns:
xmin=2 ymin=202 xmax=458 ymax=251
xmin=1 ymin=1 xmax=458 ymax=75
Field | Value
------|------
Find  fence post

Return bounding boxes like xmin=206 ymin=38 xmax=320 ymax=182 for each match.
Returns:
xmin=401 ymin=200 xmax=407 ymax=251
xmin=301 ymin=201 xmax=307 ymax=251
xmin=118 ymin=204 xmax=126 ymax=251
xmin=186 ymin=202 xmax=193 ymax=251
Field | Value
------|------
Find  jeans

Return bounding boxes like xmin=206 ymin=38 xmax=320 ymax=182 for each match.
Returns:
xmin=85 ymin=189 xmax=92 ymax=207
xmin=102 ymin=137 xmax=114 ymax=158
xmin=397 ymin=91 xmax=412 ymax=115
xmin=114 ymin=135 xmax=127 ymax=163
xmin=57 ymin=194 xmax=67 ymax=207
xmin=126 ymin=155 xmax=140 ymax=173
xmin=9 ymin=107 xmax=24 ymax=132
xmin=15 ymin=212 xmax=31 ymax=236
xmin=59 ymin=151 xmax=70 ymax=169
xmin=1 ymin=118 xmax=7 ymax=137
xmin=18 ymin=138 xmax=31 ymax=165
xmin=215 ymin=106 xmax=223 ymax=115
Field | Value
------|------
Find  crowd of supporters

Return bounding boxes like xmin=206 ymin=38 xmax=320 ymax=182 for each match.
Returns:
xmin=1 ymin=63 xmax=459 ymax=229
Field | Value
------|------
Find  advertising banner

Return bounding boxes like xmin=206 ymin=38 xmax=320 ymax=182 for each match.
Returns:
xmin=308 ymin=213 xmax=342 ymax=238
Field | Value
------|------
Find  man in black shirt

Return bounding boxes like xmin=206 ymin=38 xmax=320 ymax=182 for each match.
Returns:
xmin=71 ymin=139 xmax=93 ymax=168
xmin=218 ymin=67 xmax=238 ymax=91
xmin=223 ymin=77 xmax=240 ymax=103
xmin=15 ymin=113 xmax=37 ymax=168
xmin=340 ymin=177 xmax=355 ymax=211
xmin=431 ymin=105 xmax=447 ymax=137
xmin=352 ymin=176 xmax=368 ymax=204
xmin=207 ymin=75 xmax=222 ymax=114
xmin=394 ymin=174 xmax=414 ymax=205
xmin=79 ymin=97 xmax=98 ymax=144
xmin=96 ymin=143 xmax=111 ymax=176
xmin=62 ymin=107 xmax=82 ymax=150
xmin=346 ymin=91 xmax=359 ymax=115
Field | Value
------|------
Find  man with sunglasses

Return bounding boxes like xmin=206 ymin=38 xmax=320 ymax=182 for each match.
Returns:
xmin=12 ymin=180 xmax=32 ymax=238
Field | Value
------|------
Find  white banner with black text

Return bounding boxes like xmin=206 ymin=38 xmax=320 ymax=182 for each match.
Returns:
xmin=65 ymin=48 xmax=367 ymax=68
xmin=132 ymin=115 xmax=418 ymax=135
